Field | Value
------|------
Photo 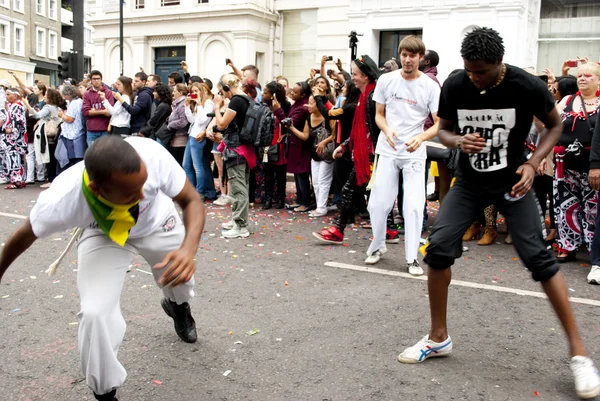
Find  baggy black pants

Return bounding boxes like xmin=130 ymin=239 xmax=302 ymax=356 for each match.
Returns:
xmin=424 ymin=180 xmax=559 ymax=282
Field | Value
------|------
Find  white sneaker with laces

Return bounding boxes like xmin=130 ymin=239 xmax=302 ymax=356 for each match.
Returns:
xmin=587 ymin=265 xmax=600 ymax=285
xmin=570 ymin=355 xmax=600 ymax=399
xmin=408 ymin=260 xmax=424 ymax=276
xmin=222 ymin=225 xmax=250 ymax=239
xmin=221 ymin=220 xmax=234 ymax=230
xmin=214 ymin=195 xmax=232 ymax=207
xmin=398 ymin=334 xmax=453 ymax=364
xmin=365 ymin=248 xmax=387 ymax=265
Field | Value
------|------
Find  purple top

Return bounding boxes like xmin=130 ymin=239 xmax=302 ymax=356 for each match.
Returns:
xmin=286 ymin=97 xmax=310 ymax=174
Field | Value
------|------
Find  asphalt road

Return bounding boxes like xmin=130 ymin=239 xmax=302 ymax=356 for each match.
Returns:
xmin=0 ymin=185 xmax=599 ymax=401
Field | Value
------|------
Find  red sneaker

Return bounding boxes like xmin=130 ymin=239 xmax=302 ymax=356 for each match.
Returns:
xmin=386 ymin=227 xmax=400 ymax=244
xmin=312 ymin=226 xmax=344 ymax=244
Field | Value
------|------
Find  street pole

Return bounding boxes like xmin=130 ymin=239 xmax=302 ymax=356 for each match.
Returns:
xmin=72 ymin=0 xmax=84 ymax=81
xmin=119 ymin=0 xmax=124 ymax=76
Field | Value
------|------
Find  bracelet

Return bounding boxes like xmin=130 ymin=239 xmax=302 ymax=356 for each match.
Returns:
xmin=456 ymin=137 xmax=463 ymax=151
xmin=524 ymin=161 xmax=537 ymax=172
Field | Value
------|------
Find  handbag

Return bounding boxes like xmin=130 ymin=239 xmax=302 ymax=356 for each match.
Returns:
xmin=426 ymin=145 xmax=451 ymax=163
xmin=314 ymin=122 xmax=335 ymax=163
xmin=155 ymin=121 xmax=174 ymax=145
xmin=45 ymin=109 xmax=60 ymax=139
xmin=262 ymin=145 xmax=279 ymax=163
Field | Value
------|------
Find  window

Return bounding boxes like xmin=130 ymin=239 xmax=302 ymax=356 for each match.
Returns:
xmin=85 ymin=28 xmax=92 ymax=44
xmin=379 ymin=30 xmax=422 ymax=67
xmin=0 ymin=0 xmax=9 ymax=9
xmin=36 ymin=0 xmax=44 ymax=15
xmin=0 ymin=20 xmax=9 ymax=54
xmin=161 ymin=0 xmax=180 ymax=6
xmin=48 ymin=31 xmax=57 ymax=59
xmin=136 ymin=0 xmax=145 ymax=9
xmin=14 ymin=24 xmax=24 ymax=56
xmin=48 ymin=0 xmax=57 ymax=19
xmin=36 ymin=27 xmax=46 ymax=57
xmin=12 ymin=0 xmax=23 ymax=13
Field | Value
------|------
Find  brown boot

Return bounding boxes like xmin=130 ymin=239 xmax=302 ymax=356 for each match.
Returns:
xmin=477 ymin=227 xmax=497 ymax=246
xmin=462 ymin=223 xmax=480 ymax=241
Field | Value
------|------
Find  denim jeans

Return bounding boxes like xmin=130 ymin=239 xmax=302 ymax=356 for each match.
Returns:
xmin=86 ymin=131 xmax=109 ymax=147
xmin=183 ymin=137 xmax=216 ymax=199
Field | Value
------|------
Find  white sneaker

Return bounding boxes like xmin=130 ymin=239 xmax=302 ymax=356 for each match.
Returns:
xmin=570 ymin=355 xmax=600 ymax=399
xmin=587 ymin=265 xmax=600 ymax=285
xmin=408 ymin=260 xmax=424 ymax=276
xmin=221 ymin=220 xmax=234 ymax=230
xmin=213 ymin=195 xmax=232 ymax=207
xmin=398 ymin=334 xmax=453 ymax=364
xmin=365 ymin=248 xmax=387 ymax=265
xmin=222 ymin=225 xmax=250 ymax=239
xmin=310 ymin=210 xmax=327 ymax=218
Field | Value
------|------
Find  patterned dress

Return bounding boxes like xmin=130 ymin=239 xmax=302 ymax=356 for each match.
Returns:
xmin=0 ymin=101 xmax=28 ymax=186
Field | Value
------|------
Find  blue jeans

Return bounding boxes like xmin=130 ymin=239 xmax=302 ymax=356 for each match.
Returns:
xmin=86 ymin=131 xmax=109 ymax=147
xmin=183 ymin=137 xmax=216 ymax=199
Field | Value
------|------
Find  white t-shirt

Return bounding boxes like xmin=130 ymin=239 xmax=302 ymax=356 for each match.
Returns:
xmin=373 ymin=71 xmax=441 ymax=160
xmin=30 ymin=137 xmax=187 ymax=239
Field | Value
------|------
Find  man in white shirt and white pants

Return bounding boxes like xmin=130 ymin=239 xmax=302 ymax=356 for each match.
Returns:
xmin=0 ymin=135 xmax=205 ymax=401
xmin=366 ymin=35 xmax=441 ymax=275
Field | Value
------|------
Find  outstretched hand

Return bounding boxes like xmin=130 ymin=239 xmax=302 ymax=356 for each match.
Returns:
xmin=153 ymin=248 xmax=196 ymax=287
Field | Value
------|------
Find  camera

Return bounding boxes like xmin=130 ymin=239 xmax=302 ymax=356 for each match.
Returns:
xmin=280 ymin=118 xmax=293 ymax=128
xmin=326 ymin=56 xmax=333 ymax=61
xmin=326 ymin=69 xmax=334 ymax=76
xmin=190 ymin=93 xmax=198 ymax=99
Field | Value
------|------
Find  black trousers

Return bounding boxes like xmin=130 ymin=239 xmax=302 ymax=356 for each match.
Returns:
xmin=171 ymin=146 xmax=185 ymax=166
xmin=264 ymin=163 xmax=287 ymax=203
xmin=424 ymin=180 xmax=559 ymax=282
xmin=333 ymin=167 xmax=367 ymax=233
xmin=294 ymin=172 xmax=311 ymax=206
xmin=533 ymin=174 xmax=555 ymax=229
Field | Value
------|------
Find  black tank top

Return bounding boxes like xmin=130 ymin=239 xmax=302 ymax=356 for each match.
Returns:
xmin=558 ymin=95 xmax=598 ymax=172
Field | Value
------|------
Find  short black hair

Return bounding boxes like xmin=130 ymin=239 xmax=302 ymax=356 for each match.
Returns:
xmin=168 ymin=72 xmax=183 ymax=84
xmin=135 ymin=72 xmax=148 ymax=82
xmin=460 ymin=27 xmax=505 ymax=63
xmin=203 ymin=78 xmax=213 ymax=90
xmin=556 ymin=75 xmax=578 ymax=99
xmin=90 ymin=70 xmax=103 ymax=79
xmin=425 ymin=50 xmax=440 ymax=67
xmin=84 ymin=136 xmax=141 ymax=185
xmin=190 ymin=75 xmax=203 ymax=84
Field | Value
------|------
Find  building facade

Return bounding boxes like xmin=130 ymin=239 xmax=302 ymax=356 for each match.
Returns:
xmin=0 ymin=0 xmax=62 ymax=86
xmin=87 ymin=0 xmax=599 ymax=86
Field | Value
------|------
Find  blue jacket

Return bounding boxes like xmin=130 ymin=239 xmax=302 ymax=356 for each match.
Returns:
xmin=123 ymin=86 xmax=153 ymax=133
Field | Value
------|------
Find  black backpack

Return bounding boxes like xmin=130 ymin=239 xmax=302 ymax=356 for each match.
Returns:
xmin=234 ymin=94 xmax=276 ymax=147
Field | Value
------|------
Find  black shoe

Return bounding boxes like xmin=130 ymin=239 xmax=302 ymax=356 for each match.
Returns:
xmin=274 ymin=200 xmax=284 ymax=209
xmin=557 ymin=252 xmax=576 ymax=263
xmin=94 ymin=390 xmax=117 ymax=401
xmin=161 ymin=298 xmax=197 ymax=343
xmin=427 ymin=192 xmax=439 ymax=202
xmin=262 ymin=200 xmax=272 ymax=210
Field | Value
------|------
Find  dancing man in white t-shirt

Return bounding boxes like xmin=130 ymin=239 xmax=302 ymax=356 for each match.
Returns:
xmin=0 ymin=135 xmax=205 ymax=401
xmin=365 ymin=35 xmax=441 ymax=275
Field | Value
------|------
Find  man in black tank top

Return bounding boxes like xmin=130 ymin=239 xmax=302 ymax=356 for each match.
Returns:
xmin=397 ymin=28 xmax=600 ymax=399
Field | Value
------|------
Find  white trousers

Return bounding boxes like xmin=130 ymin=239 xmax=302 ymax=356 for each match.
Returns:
xmin=367 ymin=155 xmax=426 ymax=263
xmin=311 ymin=160 xmax=334 ymax=214
xmin=26 ymin=142 xmax=45 ymax=182
xmin=76 ymin=210 xmax=195 ymax=395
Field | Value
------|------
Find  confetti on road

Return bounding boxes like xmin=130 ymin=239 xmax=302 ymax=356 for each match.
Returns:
xmin=69 ymin=322 xmax=78 ymax=326
xmin=228 ymin=331 xmax=233 ymax=336
xmin=152 ymin=380 xmax=163 ymax=385
xmin=1 ymin=295 xmax=9 ymax=299
xmin=223 ymin=370 xmax=232 ymax=377
xmin=284 ymin=281 xmax=289 ymax=286
xmin=245 ymin=328 xmax=260 ymax=336
xmin=11 ymin=308 xmax=20 ymax=313
xmin=234 ymin=341 xmax=243 ymax=345
xmin=54 ymin=295 xmax=63 ymax=299
xmin=30 ymin=276 xmax=36 ymax=280
xmin=136 ymin=268 xmax=153 ymax=275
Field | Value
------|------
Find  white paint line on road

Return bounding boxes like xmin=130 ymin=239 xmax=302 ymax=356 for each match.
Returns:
xmin=324 ymin=261 xmax=600 ymax=308
xmin=0 ymin=212 xmax=27 ymax=220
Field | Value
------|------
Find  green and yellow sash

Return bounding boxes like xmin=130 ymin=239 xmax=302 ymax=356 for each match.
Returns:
xmin=82 ymin=169 xmax=140 ymax=246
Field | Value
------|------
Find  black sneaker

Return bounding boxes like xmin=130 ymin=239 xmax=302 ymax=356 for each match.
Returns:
xmin=161 ymin=298 xmax=197 ymax=343
xmin=94 ymin=390 xmax=118 ymax=401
